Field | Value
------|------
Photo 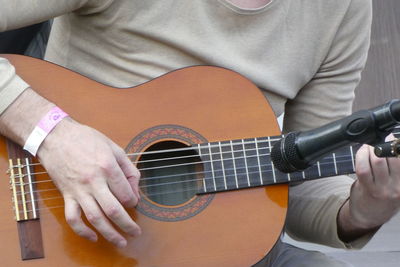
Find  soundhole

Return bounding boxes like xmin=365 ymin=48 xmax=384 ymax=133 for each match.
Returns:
xmin=137 ymin=141 xmax=203 ymax=206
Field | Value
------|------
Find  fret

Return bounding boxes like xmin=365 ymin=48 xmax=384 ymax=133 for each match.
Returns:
xmin=230 ymin=140 xmax=239 ymax=189
xmin=269 ymin=136 xmax=290 ymax=184
xmin=208 ymin=142 xmax=227 ymax=192
xmin=317 ymin=161 xmax=321 ymax=177
xmin=303 ymin=162 xmax=320 ymax=181
xmin=241 ymin=139 xmax=251 ymax=187
xmin=207 ymin=143 xmax=217 ymax=191
xmin=197 ymin=144 xmax=207 ymax=193
xmin=288 ymin=169 xmax=306 ymax=182
xmin=231 ymin=140 xmax=249 ymax=188
xmin=334 ymin=146 xmax=356 ymax=175
xmin=267 ymin=137 xmax=277 ymax=183
xmin=254 ymin=138 xmax=263 ymax=185
xmin=303 ymin=146 xmax=356 ymax=181
xmin=219 ymin=140 xmax=238 ymax=190
xmin=257 ymin=137 xmax=273 ymax=185
xmin=243 ymin=138 xmax=263 ymax=187
xmin=218 ymin=142 xmax=228 ymax=190
xmin=194 ymin=132 xmax=366 ymax=193
xmin=333 ymin=153 xmax=338 ymax=175
xmin=274 ymin=166 xmax=291 ymax=184
xmin=350 ymin=146 xmax=355 ymax=172
xmin=284 ymin=170 xmax=304 ymax=182
xmin=317 ymin=155 xmax=337 ymax=178
xmin=197 ymin=144 xmax=215 ymax=193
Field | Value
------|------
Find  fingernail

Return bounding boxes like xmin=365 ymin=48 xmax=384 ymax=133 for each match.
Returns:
xmin=89 ymin=235 xmax=98 ymax=242
xmin=117 ymin=240 xmax=127 ymax=248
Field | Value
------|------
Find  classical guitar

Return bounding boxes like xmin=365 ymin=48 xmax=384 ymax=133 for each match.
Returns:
xmin=0 ymin=55 xmax=398 ymax=267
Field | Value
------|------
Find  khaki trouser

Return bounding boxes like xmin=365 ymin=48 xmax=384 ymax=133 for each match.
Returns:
xmin=254 ymin=239 xmax=352 ymax=267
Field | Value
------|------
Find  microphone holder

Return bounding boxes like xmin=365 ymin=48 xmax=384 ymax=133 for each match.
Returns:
xmin=374 ymin=139 xmax=400 ymax=158
xmin=271 ymin=99 xmax=400 ymax=173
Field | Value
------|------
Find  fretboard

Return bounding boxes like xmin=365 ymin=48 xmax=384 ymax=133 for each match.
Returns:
xmin=194 ymin=126 xmax=400 ymax=194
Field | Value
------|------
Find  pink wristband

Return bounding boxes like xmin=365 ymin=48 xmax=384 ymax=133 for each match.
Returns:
xmin=23 ymin=106 xmax=69 ymax=156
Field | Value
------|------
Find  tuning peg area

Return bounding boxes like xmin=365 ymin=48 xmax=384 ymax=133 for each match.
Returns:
xmin=374 ymin=139 xmax=400 ymax=158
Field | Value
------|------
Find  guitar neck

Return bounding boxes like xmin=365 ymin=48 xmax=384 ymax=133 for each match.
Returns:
xmin=196 ymin=126 xmax=400 ymax=194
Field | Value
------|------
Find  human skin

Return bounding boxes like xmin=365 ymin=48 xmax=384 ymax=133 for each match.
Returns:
xmin=0 ymin=88 xmax=141 ymax=248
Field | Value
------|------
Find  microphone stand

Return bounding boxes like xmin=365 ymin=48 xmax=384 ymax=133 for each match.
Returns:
xmin=271 ymin=100 xmax=400 ymax=173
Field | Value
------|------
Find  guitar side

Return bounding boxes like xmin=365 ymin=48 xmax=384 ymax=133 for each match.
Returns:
xmin=0 ymin=54 xmax=287 ymax=266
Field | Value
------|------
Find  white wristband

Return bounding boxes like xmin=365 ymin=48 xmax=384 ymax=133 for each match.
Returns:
xmin=23 ymin=106 xmax=69 ymax=156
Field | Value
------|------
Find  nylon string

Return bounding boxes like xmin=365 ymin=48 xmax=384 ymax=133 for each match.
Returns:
xmin=13 ymin=155 xmax=356 ymax=215
xmin=10 ymin=125 xmax=400 ymax=171
xmin=9 ymin=126 xmax=400 ymax=218
xmin=15 ymin=156 xmax=357 ymax=218
xmin=10 ymin=148 xmax=356 ymax=186
xmin=11 ymin=137 xmax=283 ymax=170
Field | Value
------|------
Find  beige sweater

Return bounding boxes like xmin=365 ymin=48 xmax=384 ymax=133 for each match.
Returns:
xmin=0 ymin=0 xmax=372 ymax=248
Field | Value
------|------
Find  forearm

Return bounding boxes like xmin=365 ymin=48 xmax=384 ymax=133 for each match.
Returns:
xmin=0 ymin=88 xmax=54 ymax=145
xmin=337 ymin=199 xmax=380 ymax=243
xmin=337 ymin=143 xmax=400 ymax=244
xmin=0 ymin=88 xmax=142 ymax=247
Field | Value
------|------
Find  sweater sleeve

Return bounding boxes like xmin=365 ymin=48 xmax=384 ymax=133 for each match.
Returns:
xmin=0 ymin=0 xmax=114 ymax=115
xmin=284 ymin=0 xmax=373 ymax=248
xmin=0 ymin=0 xmax=114 ymax=31
xmin=0 ymin=58 xmax=30 ymax=114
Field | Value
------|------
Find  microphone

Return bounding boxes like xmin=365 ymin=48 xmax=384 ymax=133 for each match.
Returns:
xmin=271 ymin=100 xmax=400 ymax=173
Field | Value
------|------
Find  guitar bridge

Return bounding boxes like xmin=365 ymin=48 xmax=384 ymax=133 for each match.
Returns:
xmin=6 ymin=139 xmax=44 ymax=260
xmin=8 ymin=158 xmax=39 ymax=222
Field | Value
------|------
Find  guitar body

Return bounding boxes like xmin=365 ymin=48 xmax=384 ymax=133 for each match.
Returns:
xmin=0 ymin=55 xmax=287 ymax=266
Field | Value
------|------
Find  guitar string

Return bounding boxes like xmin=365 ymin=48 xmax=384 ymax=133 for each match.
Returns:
xmin=9 ymin=117 xmax=400 ymax=218
xmin=10 ymin=132 xmax=366 ymax=180
xmin=9 ymin=137 xmax=284 ymax=169
xmin=11 ymin=150 xmax=356 ymax=187
xmin=13 ymin=156 xmax=355 ymax=205
xmin=8 ymin=138 xmax=396 ymax=199
xmin=10 ymin=148 xmax=286 ymax=184
xmin=7 ymin=128 xmax=400 ymax=214
xmin=14 ymin=157 xmax=357 ymax=217
xmin=130 ymin=126 xmax=398 ymax=157
xmin=10 ymin=126 xmax=400 ymax=170
xmin=125 ymin=137 xmax=283 ymax=157
xmin=12 ymin=147 xmax=399 ymax=216
xmin=12 ymin=146 xmax=278 ymax=180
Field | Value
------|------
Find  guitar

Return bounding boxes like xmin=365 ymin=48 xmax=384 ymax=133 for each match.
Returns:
xmin=0 ymin=54 xmax=398 ymax=267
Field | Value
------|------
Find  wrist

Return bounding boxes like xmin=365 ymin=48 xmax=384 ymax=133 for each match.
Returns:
xmin=0 ymin=88 xmax=55 ymax=145
xmin=337 ymin=200 xmax=380 ymax=243
xmin=23 ymin=106 xmax=69 ymax=156
xmin=36 ymin=117 xmax=75 ymax=158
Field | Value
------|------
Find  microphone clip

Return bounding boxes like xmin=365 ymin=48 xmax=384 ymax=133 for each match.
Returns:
xmin=374 ymin=139 xmax=400 ymax=158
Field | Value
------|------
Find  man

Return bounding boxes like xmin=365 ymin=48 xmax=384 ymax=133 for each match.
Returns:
xmin=1 ymin=0 xmax=398 ymax=266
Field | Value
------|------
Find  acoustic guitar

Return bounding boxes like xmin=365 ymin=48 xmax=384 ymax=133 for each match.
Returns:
xmin=0 ymin=54 xmax=397 ymax=266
